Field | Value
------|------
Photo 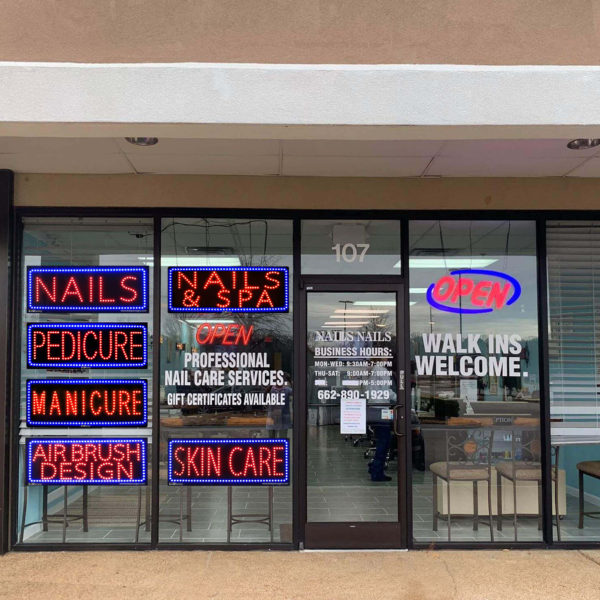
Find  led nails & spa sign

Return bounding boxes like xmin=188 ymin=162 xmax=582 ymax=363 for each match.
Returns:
xmin=168 ymin=267 xmax=289 ymax=312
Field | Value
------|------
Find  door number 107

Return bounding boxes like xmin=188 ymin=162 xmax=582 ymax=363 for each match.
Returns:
xmin=332 ymin=243 xmax=370 ymax=263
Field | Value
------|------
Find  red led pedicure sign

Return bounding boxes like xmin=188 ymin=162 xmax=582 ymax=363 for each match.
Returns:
xmin=26 ymin=379 xmax=148 ymax=427
xmin=27 ymin=323 xmax=148 ymax=368
xmin=27 ymin=267 xmax=149 ymax=312
xmin=27 ymin=438 xmax=147 ymax=485
xmin=168 ymin=439 xmax=290 ymax=485
xmin=168 ymin=267 xmax=289 ymax=312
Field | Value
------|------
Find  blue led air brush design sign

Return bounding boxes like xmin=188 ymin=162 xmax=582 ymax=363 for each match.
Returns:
xmin=26 ymin=379 xmax=148 ymax=427
xmin=168 ymin=267 xmax=289 ymax=312
xmin=27 ymin=438 xmax=147 ymax=485
xmin=27 ymin=323 xmax=148 ymax=368
xmin=426 ymin=269 xmax=522 ymax=315
xmin=168 ymin=439 xmax=290 ymax=486
xmin=27 ymin=266 xmax=149 ymax=312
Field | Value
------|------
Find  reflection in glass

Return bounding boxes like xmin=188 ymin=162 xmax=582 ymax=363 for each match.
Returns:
xmin=410 ymin=221 xmax=544 ymax=543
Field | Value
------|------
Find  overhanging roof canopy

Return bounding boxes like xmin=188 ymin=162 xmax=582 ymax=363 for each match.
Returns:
xmin=1 ymin=62 xmax=600 ymax=139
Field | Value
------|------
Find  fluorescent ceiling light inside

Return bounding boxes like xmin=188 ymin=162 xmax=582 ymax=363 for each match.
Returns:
xmin=410 ymin=301 xmax=417 ymax=306
xmin=353 ymin=301 xmax=396 ymax=306
xmin=333 ymin=309 xmax=389 ymax=314
xmin=327 ymin=317 xmax=376 ymax=321
xmin=409 ymin=288 xmax=428 ymax=294
xmin=185 ymin=319 xmax=236 ymax=324
xmin=329 ymin=315 xmax=382 ymax=320
xmin=329 ymin=317 xmax=369 ymax=325
xmin=138 ymin=256 xmax=242 ymax=267
xmin=324 ymin=321 xmax=368 ymax=326
xmin=397 ymin=258 xmax=498 ymax=269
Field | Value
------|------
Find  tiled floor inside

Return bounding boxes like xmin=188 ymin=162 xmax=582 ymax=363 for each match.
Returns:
xmin=22 ymin=425 xmax=600 ymax=544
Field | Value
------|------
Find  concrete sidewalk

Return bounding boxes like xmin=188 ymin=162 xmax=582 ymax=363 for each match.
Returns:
xmin=1 ymin=549 xmax=599 ymax=600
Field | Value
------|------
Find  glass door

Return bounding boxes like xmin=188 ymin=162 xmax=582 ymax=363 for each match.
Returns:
xmin=302 ymin=285 xmax=407 ymax=548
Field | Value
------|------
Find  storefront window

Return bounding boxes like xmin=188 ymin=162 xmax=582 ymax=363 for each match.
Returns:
xmin=548 ymin=221 xmax=600 ymax=542
xmin=301 ymin=220 xmax=400 ymax=274
xmin=410 ymin=221 xmax=542 ymax=543
xmin=159 ymin=218 xmax=293 ymax=544
xmin=17 ymin=217 xmax=153 ymax=544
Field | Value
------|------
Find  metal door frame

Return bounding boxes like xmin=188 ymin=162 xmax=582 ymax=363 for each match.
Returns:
xmin=298 ymin=279 xmax=409 ymax=549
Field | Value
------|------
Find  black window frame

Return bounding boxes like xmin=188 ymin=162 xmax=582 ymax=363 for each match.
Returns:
xmin=3 ymin=203 xmax=600 ymax=552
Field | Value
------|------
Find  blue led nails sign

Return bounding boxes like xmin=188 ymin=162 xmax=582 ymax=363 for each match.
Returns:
xmin=27 ymin=438 xmax=147 ymax=485
xmin=26 ymin=379 xmax=148 ymax=427
xmin=27 ymin=266 xmax=149 ymax=312
xmin=168 ymin=267 xmax=289 ymax=312
xmin=27 ymin=323 xmax=148 ymax=369
xmin=168 ymin=439 xmax=290 ymax=486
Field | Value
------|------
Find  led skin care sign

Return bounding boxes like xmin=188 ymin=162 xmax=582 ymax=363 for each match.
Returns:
xmin=26 ymin=379 xmax=148 ymax=427
xmin=168 ymin=439 xmax=290 ymax=485
xmin=27 ymin=267 xmax=149 ymax=312
xmin=27 ymin=323 xmax=148 ymax=368
xmin=168 ymin=267 xmax=289 ymax=312
xmin=27 ymin=438 xmax=147 ymax=485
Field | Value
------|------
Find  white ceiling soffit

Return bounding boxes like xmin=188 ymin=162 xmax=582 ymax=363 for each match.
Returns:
xmin=0 ymin=63 xmax=600 ymax=140
xmin=2 ymin=137 xmax=600 ymax=176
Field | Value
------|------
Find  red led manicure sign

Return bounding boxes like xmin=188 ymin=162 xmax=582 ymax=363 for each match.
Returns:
xmin=168 ymin=439 xmax=290 ymax=485
xmin=27 ymin=267 xmax=148 ymax=312
xmin=26 ymin=379 xmax=147 ymax=427
xmin=27 ymin=323 xmax=148 ymax=368
xmin=168 ymin=267 xmax=289 ymax=312
xmin=27 ymin=438 xmax=147 ymax=485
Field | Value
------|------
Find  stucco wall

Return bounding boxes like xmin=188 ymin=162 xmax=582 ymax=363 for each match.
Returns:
xmin=1 ymin=1 xmax=600 ymax=65
xmin=14 ymin=174 xmax=600 ymax=210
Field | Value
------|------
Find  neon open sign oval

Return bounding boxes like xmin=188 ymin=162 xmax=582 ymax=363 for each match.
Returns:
xmin=27 ymin=267 xmax=149 ymax=312
xmin=426 ymin=269 xmax=521 ymax=315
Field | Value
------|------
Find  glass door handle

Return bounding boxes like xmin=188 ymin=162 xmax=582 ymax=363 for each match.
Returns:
xmin=392 ymin=405 xmax=406 ymax=437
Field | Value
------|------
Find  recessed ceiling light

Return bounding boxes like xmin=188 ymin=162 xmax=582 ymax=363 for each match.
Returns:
xmin=125 ymin=137 xmax=159 ymax=146
xmin=567 ymin=138 xmax=600 ymax=150
xmin=403 ymin=258 xmax=497 ymax=269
